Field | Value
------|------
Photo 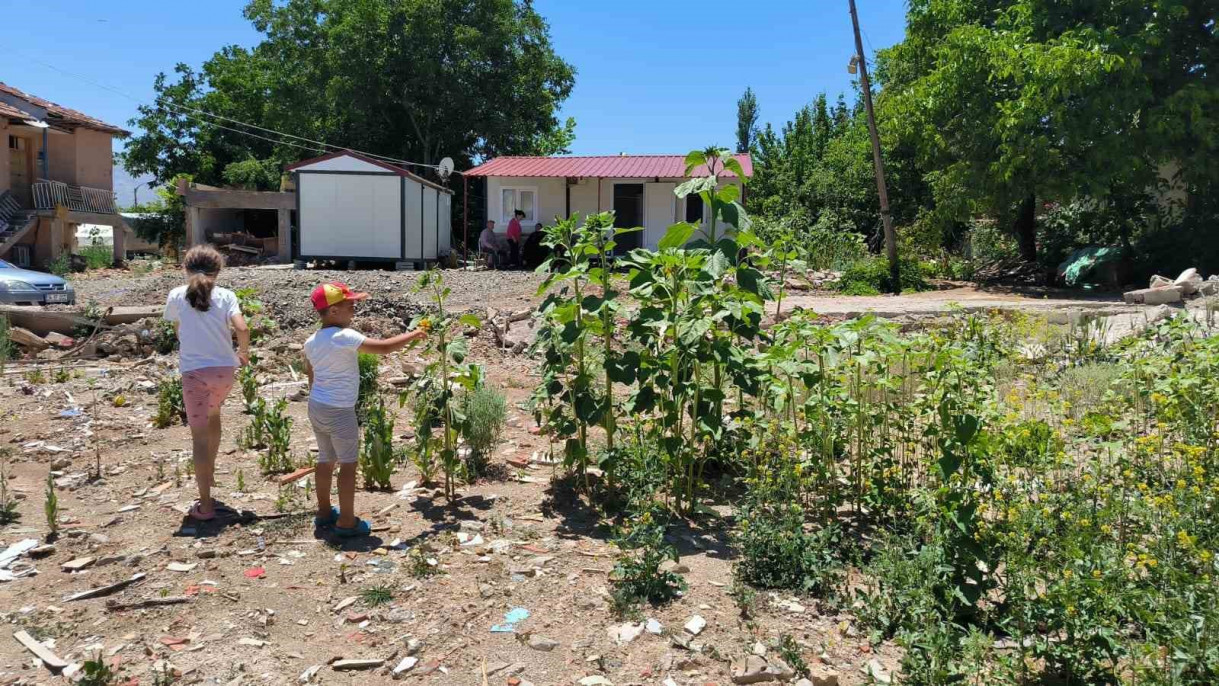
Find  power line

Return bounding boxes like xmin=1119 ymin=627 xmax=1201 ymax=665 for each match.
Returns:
xmin=10 ymin=48 xmax=445 ymax=171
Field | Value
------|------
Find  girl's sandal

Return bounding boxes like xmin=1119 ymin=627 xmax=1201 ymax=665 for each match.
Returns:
xmin=313 ymin=506 xmax=340 ymax=530
xmin=188 ymin=502 xmax=216 ymax=522
xmin=333 ymin=518 xmax=371 ymax=539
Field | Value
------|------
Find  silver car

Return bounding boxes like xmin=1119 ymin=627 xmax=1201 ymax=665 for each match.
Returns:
xmin=0 ymin=260 xmax=75 ymax=305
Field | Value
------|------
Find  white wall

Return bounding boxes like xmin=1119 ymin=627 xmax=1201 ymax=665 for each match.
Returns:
xmin=485 ymin=176 xmax=566 ymax=234
xmin=422 ymin=186 xmax=438 ymax=260
xmin=403 ymin=177 xmax=422 ymax=259
xmin=486 ymin=175 xmax=741 ymax=250
xmin=299 ymin=173 xmax=401 ymax=258
xmin=295 ymin=156 xmax=389 ymax=173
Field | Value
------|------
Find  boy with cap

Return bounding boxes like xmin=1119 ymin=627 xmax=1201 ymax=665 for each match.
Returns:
xmin=304 ymin=283 xmax=426 ymax=537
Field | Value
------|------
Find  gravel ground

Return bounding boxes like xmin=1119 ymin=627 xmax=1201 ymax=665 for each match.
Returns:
xmin=71 ymin=266 xmax=547 ymax=331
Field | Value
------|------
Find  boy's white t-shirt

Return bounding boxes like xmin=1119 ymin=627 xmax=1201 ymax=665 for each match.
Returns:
xmin=304 ymin=326 xmax=367 ymax=408
xmin=163 ymin=285 xmax=241 ymax=373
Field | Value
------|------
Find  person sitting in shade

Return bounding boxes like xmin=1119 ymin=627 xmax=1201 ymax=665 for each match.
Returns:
xmin=478 ymin=220 xmax=506 ymax=269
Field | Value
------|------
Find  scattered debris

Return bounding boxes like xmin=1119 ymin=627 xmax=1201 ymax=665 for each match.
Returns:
xmin=13 ymin=630 xmax=68 ymax=672
xmin=683 ymin=615 xmax=706 ymax=636
xmin=527 ymin=634 xmax=559 ymax=651
xmin=61 ymin=556 xmax=97 ymax=572
xmin=490 ymin=607 xmax=530 ymax=633
xmin=332 ymin=658 xmax=385 ymax=671
xmin=106 ymin=595 xmax=192 ymax=611
xmin=65 ymin=572 xmax=147 ymax=601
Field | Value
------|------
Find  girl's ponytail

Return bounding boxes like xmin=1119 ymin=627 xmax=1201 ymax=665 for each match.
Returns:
xmin=182 ymin=245 xmax=224 ymax=312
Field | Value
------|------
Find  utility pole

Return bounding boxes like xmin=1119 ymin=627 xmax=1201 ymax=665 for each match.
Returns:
xmin=848 ymin=0 xmax=900 ymax=293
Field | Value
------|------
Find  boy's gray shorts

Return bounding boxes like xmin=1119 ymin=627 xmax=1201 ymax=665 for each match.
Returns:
xmin=308 ymin=400 xmax=359 ymax=465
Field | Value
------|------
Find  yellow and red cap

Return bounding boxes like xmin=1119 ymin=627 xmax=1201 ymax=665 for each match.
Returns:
xmin=310 ymin=282 xmax=368 ymax=311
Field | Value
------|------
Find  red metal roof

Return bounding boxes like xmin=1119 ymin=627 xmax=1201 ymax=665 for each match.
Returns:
xmin=0 ymin=81 xmax=128 ymax=135
xmin=465 ymin=154 xmax=752 ymax=179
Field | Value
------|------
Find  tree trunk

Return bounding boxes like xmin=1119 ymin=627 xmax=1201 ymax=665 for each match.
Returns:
xmin=1014 ymin=193 xmax=1037 ymax=262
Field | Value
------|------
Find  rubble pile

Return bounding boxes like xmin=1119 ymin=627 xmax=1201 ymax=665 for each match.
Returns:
xmin=1123 ymin=267 xmax=1219 ymax=305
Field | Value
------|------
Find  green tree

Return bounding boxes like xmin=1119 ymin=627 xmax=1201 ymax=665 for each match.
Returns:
xmin=128 ymin=176 xmax=191 ymax=254
xmin=123 ymin=0 xmax=577 ymax=187
xmin=879 ymin=0 xmax=1219 ymax=263
xmin=735 ymin=87 xmax=759 ymax=154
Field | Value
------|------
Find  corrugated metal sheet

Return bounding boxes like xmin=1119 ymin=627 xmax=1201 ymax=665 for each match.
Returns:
xmin=0 ymin=81 xmax=129 ymax=135
xmin=465 ymin=154 xmax=752 ymax=178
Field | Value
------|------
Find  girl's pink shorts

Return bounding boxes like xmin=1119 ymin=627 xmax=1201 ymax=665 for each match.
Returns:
xmin=181 ymin=366 xmax=236 ymax=428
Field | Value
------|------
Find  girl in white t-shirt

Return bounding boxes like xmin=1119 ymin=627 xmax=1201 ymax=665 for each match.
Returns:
xmin=164 ymin=246 xmax=250 ymax=521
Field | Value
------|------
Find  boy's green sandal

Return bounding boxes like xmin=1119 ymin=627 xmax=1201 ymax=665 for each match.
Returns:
xmin=334 ymin=517 xmax=371 ymax=538
xmin=314 ymin=506 xmax=339 ymax=529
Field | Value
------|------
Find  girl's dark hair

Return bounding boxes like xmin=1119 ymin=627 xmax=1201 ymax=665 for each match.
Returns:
xmin=183 ymin=245 xmax=224 ymax=312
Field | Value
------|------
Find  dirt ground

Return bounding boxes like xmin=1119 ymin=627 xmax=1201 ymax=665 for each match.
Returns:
xmin=0 ymin=266 xmax=1187 ymax=686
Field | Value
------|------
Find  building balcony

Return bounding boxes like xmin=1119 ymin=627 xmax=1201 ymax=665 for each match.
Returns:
xmin=32 ymin=179 xmax=118 ymax=215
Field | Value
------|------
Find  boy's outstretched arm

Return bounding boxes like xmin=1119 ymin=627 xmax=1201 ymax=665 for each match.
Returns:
xmin=358 ymin=329 xmax=426 ymax=356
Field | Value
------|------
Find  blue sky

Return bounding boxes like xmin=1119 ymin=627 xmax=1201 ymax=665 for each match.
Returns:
xmin=0 ymin=0 xmax=908 ymax=158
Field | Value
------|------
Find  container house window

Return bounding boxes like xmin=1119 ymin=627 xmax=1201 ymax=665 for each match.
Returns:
xmin=501 ymin=188 xmax=536 ymax=224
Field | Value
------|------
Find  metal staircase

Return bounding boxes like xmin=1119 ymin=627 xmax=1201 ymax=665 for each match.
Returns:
xmin=0 ymin=191 xmax=40 ymax=258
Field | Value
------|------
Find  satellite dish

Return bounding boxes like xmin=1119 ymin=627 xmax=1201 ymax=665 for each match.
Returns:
xmin=437 ymin=157 xmax=454 ymax=179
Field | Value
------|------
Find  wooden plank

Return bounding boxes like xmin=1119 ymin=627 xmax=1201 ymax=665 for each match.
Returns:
xmin=13 ymin=630 xmax=69 ymax=671
xmin=0 ymin=306 xmax=95 ymax=337
xmin=103 ymin=305 xmax=163 ymax=326
xmin=332 ymin=659 xmax=384 ymax=671
xmin=276 ymin=466 xmax=315 ymax=485
xmin=65 ymin=572 xmax=146 ymax=602
xmin=9 ymin=327 xmax=48 ymax=351
xmin=106 ymin=595 xmax=191 ymax=612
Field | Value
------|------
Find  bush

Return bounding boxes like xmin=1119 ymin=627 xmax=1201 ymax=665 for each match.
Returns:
xmin=152 ymin=377 xmax=185 ymax=428
xmin=153 ymin=319 xmax=178 ymax=355
xmin=836 ymin=256 xmax=926 ymax=295
xmin=609 ymin=506 xmax=687 ymax=613
xmin=854 ymin=534 xmax=950 ymax=641
xmin=258 ymin=399 xmax=294 ymax=474
xmin=734 ymin=429 xmax=844 ymax=598
xmin=79 ymin=243 xmax=112 ymax=270
xmin=238 ymin=364 xmax=259 ymax=413
xmin=462 ymin=384 xmax=507 ymax=477
xmin=0 ymin=316 xmax=13 ymax=372
xmin=360 ymin=394 xmax=397 ymax=490
xmin=356 ymin=352 xmax=379 ymax=422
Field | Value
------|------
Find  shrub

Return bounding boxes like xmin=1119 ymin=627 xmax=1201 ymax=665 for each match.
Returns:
xmin=609 ymin=506 xmax=686 ymax=612
xmin=854 ymin=534 xmax=950 ymax=641
xmin=356 ymin=352 xmax=379 ymax=422
xmin=258 ymin=399 xmax=294 ymax=474
xmin=462 ymin=384 xmax=507 ymax=478
xmin=234 ymin=288 xmax=278 ymax=343
xmin=836 ymin=255 xmax=926 ymax=295
xmin=238 ymin=398 xmax=267 ymax=449
xmin=153 ymin=319 xmax=178 ymax=355
xmin=238 ymin=364 xmax=259 ymax=413
xmin=152 ymin=377 xmax=185 ymax=428
xmin=734 ymin=429 xmax=843 ymax=598
xmin=360 ymin=394 xmax=397 ymax=490
xmin=48 ymin=254 xmax=71 ymax=277
xmin=79 ymin=243 xmax=112 ymax=271
xmin=0 ymin=450 xmax=19 ymax=525
xmin=0 ymin=316 xmax=13 ymax=372
xmin=44 ymin=470 xmax=59 ymax=535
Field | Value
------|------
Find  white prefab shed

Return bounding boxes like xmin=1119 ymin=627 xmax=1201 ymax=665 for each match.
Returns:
xmin=287 ymin=151 xmax=452 ymax=264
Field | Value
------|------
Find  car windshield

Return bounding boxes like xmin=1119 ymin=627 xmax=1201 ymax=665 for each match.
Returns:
xmin=0 ymin=260 xmax=12 ymax=269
